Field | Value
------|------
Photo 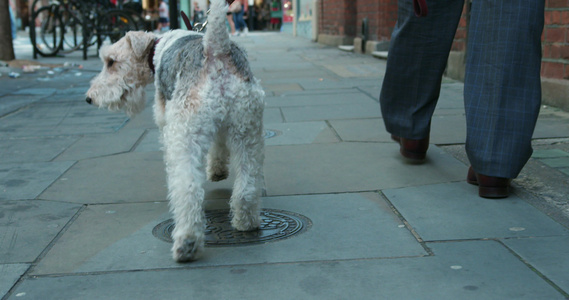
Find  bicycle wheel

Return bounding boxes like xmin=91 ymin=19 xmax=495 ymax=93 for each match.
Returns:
xmin=31 ymin=5 xmax=64 ymax=56
xmin=30 ymin=0 xmax=44 ymax=16
xmin=60 ymin=10 xmax=87 ymax=53
xmin=97 ymin=10 xmax=138 ymax=44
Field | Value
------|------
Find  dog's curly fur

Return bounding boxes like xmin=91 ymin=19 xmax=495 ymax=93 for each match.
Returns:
xmin=86 ymin=0 xmax=265 ymax=262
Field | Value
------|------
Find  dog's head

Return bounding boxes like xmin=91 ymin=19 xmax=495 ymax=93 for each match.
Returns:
xmin=86 ymin=31 xmax=156 ymax=116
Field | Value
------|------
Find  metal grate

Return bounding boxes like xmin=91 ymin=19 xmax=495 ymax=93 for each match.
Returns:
xmin=153 ymin=209 xmax=311 ymax=246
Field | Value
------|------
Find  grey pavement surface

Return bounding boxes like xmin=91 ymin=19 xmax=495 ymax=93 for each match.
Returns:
xmin=1 ymin=30 xmax=569 ymax=299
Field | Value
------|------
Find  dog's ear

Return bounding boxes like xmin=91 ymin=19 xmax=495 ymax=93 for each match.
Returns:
xmin=125 ymin=31 xmax=156 ymax=59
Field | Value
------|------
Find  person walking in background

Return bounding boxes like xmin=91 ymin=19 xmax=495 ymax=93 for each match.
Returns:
xmin=231 ymin=0 xmax=248 ymax=35
xmin=379 ymin=0 xmax=544 ymax=199
xmin=227 ymin=12 xmax=237 ymax=36
xmin=193 ymin=1 xmax=205 ymax=26
xmin=158 ymin=0 xmax=169 ymax=31
xmin=9 ymin=0 xmax=17 ymax=39
xmin=226 ymin=4 xmax=236 ymax=36
xmin=257 ymin=3 xmax=271 ymax=30
xmin=270 ymin=0 xmax=282 ymax=30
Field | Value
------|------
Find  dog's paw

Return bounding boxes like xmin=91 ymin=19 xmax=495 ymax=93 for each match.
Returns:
xmin=172 ymin=238 xmax=203 ymax=263
xmin=231 ymin=213 xmax=261 ymax=232
xmin=209 ymin=170 xmax=229 ymax=182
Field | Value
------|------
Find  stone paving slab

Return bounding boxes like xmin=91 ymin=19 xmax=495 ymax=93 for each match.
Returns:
xmin=265 ymin=90 xmax=376 ymax=108
xmin=39 ymin=152 xmax=168 ymax=204
xmin=384 ymin=182 xmax=569 ymax=241
xmin=0 ymin=95 xmax=44 ymax=117
xmin=275 ymin=88 xmax=367 ymax=97
xmin=11 ymin=88 xmax=57 ymax=96
xmin=0 ymin=264 xmax=29 ymax=297
xmin=264 ymin=142 xmax=467 ymax=196
xmin=263 ymin=107 xmax=284 ymax=123
xmin=329 ymin=116 xmax=467 ymax=145
xmin=0 ymin=112 xmax=127 ymax=128
xmin=0 ymin=102 xmax=115 ymax=120
xmin=0 ymin=200 xmax=81 ymax=263
xmin=14 ymin=241 xmax=565 ymax=299
xmin=123 ymin=113 xmax=156 ymax=130
xmin=261 ymin=83 xmax=303 ymax=96
xmin=328 ymin=118 xmax=390 ymax=142
xmin=264 ymin=121 xmax=339 ymax=146
xmin=0 ymin=136 xmax=79 ymax=163
xmin=54 ymin=129 xmax=146 ymax=161
xmin=257 ymin=62 xmax=321 ymax=73
xmin=436 ymin=82 xmax=465 ymax=108
xmin=40 ymin=151 xmax=237 ymax=204
xmin=0 ymin=161 xmax=74 ymax=200
xmin=339 ymin=77 xmax=383 ymax=88
xmin=356 ymin=84 xmax=381 ymax=97
xmin=133 ymin=129 xmax=161 ymax=152
xmin=0 ymin=102 xmax=129 ymax=138
xmin=541 ymin=157 xmax=569 ymax=168
xmin=299 ymin=77 xmax=378 ymax=90
xmin=532 ymin=149 xmax=569 ymax=158
xmin=533 ymin=114 xmax=569 ymax=139
xmin=261 ymin=77 xmax=377 ymax=91
xmin=503 ymin=236 xmax=569 ymax=292
xmin=54 ymin=86 xmax=90 ymax=96
xmin=253 ymin=68 xmax=332 ymax=80
xmin=31 ymin=202 xmax=169 ymax=275
xmin=33 ymin=193 xmax=426 ymax=275
xmin=323 ymin=63 xmax=385 ymax=78
xmin=281 ymin=102 xmax=381 ymax=122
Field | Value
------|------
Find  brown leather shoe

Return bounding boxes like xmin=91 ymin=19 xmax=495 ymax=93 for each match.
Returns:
xmin=467 ymin=167 xmax=511 ymax=199
xmin=391 ymin=135 xmax=429 ymax=162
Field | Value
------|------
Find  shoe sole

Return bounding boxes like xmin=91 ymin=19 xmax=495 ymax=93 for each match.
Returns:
xmin=478 ymin=186 xmax=509 ymax=199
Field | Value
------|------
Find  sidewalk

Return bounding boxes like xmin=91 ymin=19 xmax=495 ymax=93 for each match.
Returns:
xmin=1 ymin=31 xmax=569 ymax=299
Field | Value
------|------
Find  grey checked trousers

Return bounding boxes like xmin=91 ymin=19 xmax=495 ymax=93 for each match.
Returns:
xmin=379 ymin=0 xmax=545 ymax=178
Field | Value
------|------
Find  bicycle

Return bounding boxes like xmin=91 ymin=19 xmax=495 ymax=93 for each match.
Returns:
xmin=30 ymin=0 xmax=139 ymax=58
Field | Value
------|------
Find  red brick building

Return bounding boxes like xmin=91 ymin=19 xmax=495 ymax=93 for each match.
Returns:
xmin=315 ymin=0 xmax=569 ymax=111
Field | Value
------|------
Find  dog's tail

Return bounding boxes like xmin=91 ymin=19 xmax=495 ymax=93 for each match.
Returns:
xmin=203 ymin=0 xmax=232 ymax=57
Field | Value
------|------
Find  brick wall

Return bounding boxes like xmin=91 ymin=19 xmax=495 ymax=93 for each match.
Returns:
xmin=355 ymin=0 xmax=379 ymax=40
xmin=355 ymin=0 xmax=398 ymax=41
xmin=542 ymin=0 xmax=569 ymax=80
xmin=375 ymin=0 xmax=398 ymax=41
xmin=318 ymin=0 xmax=357 ymax=37
xmin=451 ymin=4 xmax=469 ymax=51
xmin=319 ymin=0 xmax=396 ymax=41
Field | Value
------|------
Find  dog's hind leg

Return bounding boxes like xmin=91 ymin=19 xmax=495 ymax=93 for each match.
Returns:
xmin=207 ymin=128 xmax=230 ymax=182
xmin=163 ymin=115 xmax=213 ymax=263
xmin=153 ymin=90 xmax=167 ymax=132
xmin=228 ymin=125 xmax=265 ymax=232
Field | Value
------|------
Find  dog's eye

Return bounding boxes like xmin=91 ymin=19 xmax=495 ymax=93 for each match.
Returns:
xmin=107 ymin=59 xmax=115 ymax=68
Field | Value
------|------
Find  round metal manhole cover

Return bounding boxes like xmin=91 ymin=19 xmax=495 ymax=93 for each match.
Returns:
xmin=263 ymin=129 xmax=281 ymax=139
xmin=153 ymin=209 xmax=311 ymax=246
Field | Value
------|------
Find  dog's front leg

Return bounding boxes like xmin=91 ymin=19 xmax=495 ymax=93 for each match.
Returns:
xmin=163 ymin=118 xmax=211 ymax=263
xmin=228 ymin=126 xmax=264 ymax=232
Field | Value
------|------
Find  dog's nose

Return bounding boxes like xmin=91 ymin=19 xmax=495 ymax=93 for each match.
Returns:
xmin=86 ymin=97 xmax=92 ymax=104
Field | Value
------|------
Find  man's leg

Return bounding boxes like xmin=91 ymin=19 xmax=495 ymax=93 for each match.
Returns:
xmin=464 ymin=0 xmax=544 ymax=178
xmin=380 ymin=0 xmax=464 ymax=140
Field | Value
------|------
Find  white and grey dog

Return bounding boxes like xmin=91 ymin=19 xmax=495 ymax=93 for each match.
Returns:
xmin=86 ymin=0 xmax=265 ymax=262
